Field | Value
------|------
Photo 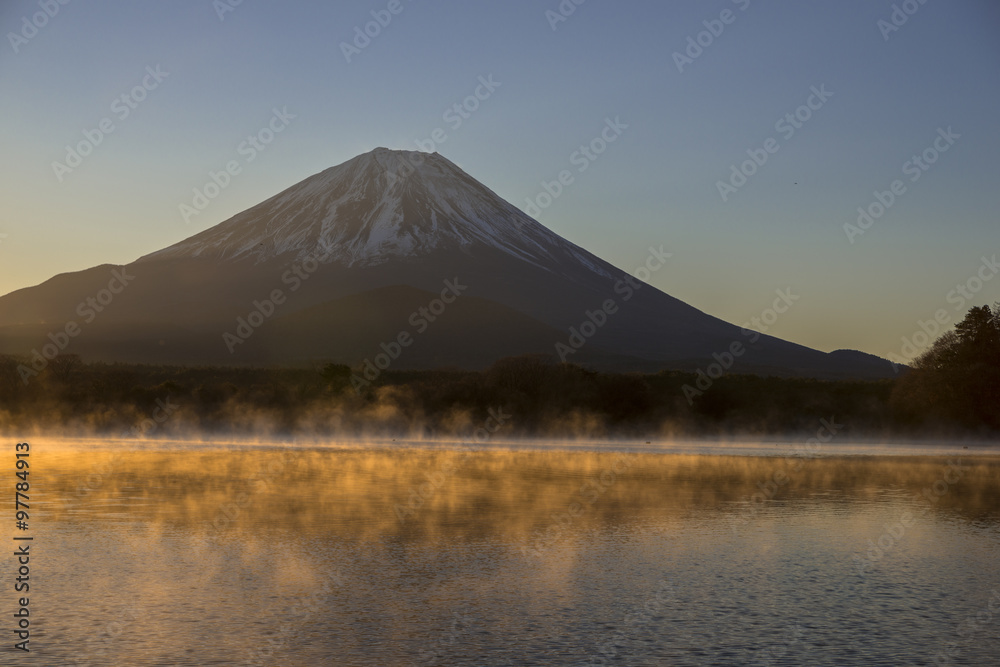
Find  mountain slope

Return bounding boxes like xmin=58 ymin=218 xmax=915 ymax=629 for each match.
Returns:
xmin=0 ymin=149 xmax=893 ymax=378
xmin=141 ymin=148 xmax=611 ymax=280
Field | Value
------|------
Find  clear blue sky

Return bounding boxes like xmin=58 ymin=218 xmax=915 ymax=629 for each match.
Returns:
xmin=1 ymin=0 xmax=998 ymax=360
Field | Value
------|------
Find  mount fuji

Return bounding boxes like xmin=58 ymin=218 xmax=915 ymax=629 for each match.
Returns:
xmin=0 ymin=148 xmax=890 ymax=377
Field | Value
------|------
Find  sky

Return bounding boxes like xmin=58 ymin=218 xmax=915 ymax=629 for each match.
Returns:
xmin=1 ymin=0 xmax=998 ymax=361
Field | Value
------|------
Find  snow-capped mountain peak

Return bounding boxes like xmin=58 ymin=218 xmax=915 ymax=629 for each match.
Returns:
xmin=139 ymin=148 xmax=613 ymax=278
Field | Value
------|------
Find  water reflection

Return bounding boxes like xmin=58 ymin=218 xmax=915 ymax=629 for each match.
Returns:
xmin=4 ymin=445 xmax=999 ymax=665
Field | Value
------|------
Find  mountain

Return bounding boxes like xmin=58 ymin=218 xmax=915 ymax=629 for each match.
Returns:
xmin=0 ymin=148 xmax=893 ymax=378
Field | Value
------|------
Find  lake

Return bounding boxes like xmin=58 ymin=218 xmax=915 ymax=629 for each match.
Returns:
xmin=3 ymin=438 xmax=999 ymax=666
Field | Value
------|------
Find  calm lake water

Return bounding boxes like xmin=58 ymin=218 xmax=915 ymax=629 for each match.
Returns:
xmin=3 ymin=439 xmax=999 ymax=666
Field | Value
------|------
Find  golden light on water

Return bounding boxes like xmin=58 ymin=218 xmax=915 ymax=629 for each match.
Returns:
xmin=3 ymin=441 xmax=998 ymax=665
xmin=29 ymin=445 xmax=1000 ymax=541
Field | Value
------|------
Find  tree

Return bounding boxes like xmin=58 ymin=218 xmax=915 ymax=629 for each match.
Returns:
xmin=48 ymin=354 xmax=82 ymax=381
xmin=891 ymin=303 xmax=1000 ymax=430
xmin=320 ymin=363 xmax=352 ymax=393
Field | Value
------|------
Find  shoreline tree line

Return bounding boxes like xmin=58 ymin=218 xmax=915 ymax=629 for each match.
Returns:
xmin=0 ymin=304 xmax=996 ymax=439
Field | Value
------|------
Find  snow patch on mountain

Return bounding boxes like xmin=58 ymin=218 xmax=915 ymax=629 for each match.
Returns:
xmin=139 ymin=148 xmax=615 ymax=280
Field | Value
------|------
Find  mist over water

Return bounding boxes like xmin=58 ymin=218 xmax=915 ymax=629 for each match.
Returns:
xmin=2 ymin=439 xmax=998 ymax=665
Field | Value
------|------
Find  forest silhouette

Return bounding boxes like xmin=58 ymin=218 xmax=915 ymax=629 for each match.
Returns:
xmin=1 ymin=304 xmax=996 ymax=440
